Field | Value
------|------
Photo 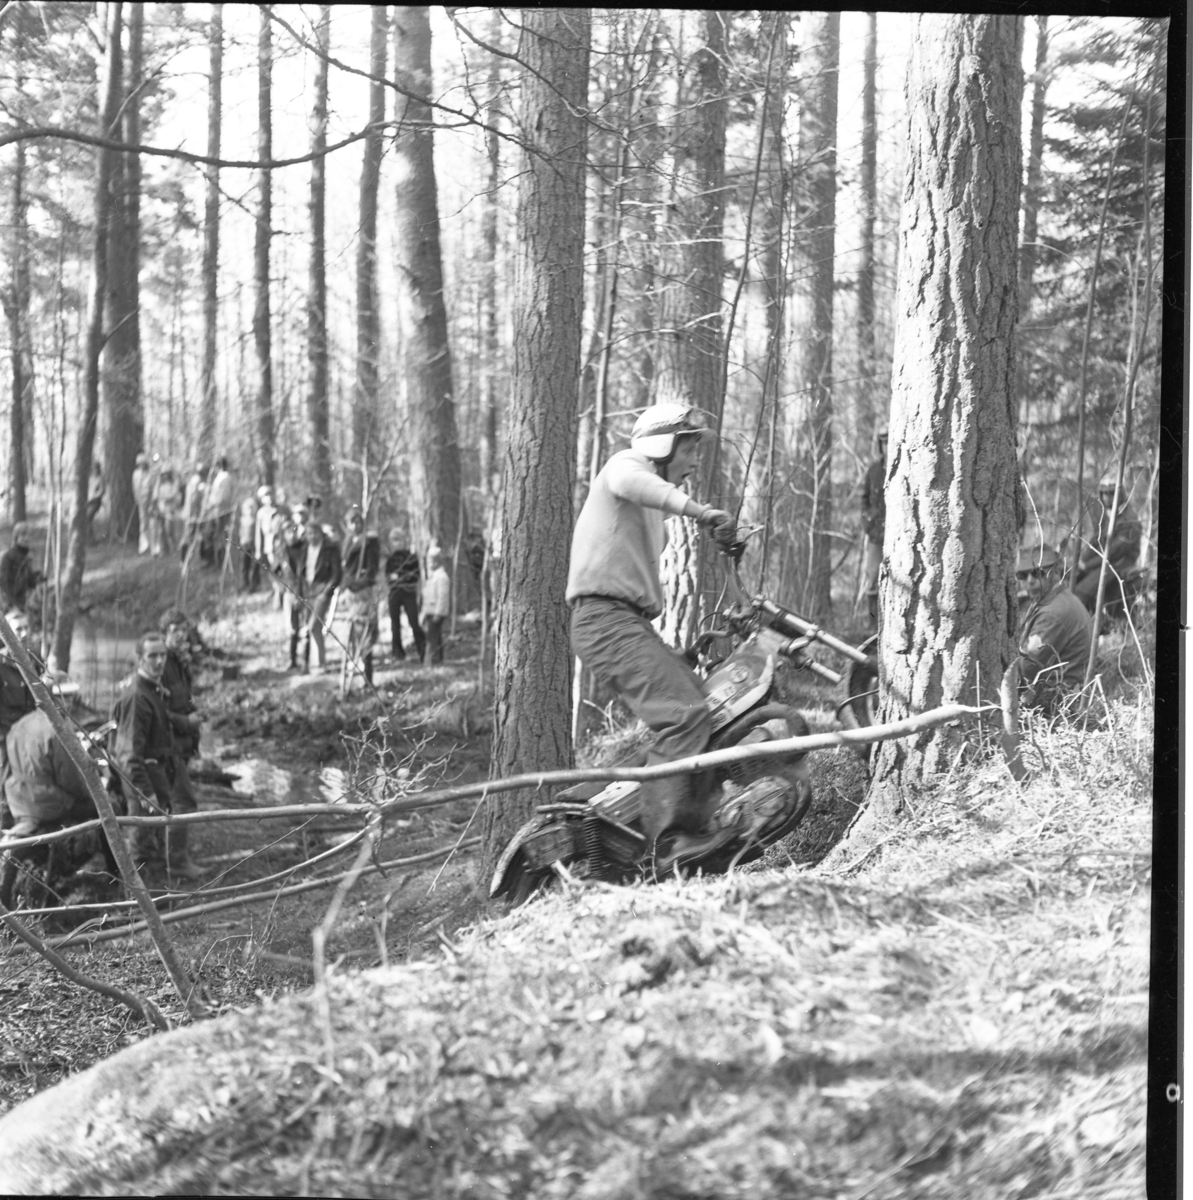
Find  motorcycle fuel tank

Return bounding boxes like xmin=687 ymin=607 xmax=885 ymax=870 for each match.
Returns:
xmin=703 ymin=632 xmax=782 ymax=732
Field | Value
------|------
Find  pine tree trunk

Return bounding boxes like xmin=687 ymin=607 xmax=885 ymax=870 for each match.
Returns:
xmin=307 ymin=4 xmax=331 ymax=499
xmin=479 ymin=8 xmax=502 ymax=500
xmin=483 ymin=7 xmax=591 ymax=883
xmin=859 ymin=14 xmax=1024 ymax=841
xmin=252 ymin=7 xmax=275 ymax=488
xmin=393 ymin=6 xmax=462 ymax=562
xmin=52 ymin=1 xmax=125 ymax=673
xmin=787 ymin=11 xmax=839 ymax=621
xmin=103 ymin=0 xmax=144 ymax=546
xmin=351 ymin=4 xmax=385 ymax=508
xmin=4 ymin=105 xmax=30 ymax=524
xmin=199 ymin=2 xmax=222 ymax=464
xmin=857 ymin=12 xmax=879 ymax=429
xmin=655 ymin=10 xmax=728 ymax=649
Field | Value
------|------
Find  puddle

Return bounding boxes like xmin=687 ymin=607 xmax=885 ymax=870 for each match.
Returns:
xmin=228 ymin=759 xmax=354 ymax=807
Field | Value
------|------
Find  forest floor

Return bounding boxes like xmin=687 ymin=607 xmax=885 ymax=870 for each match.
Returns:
xmin=0 ymin=540 xmax=1158 ymax=1197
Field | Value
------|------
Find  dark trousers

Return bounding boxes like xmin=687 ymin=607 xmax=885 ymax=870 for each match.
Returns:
xmin=388 ymin=589 xmax=425 ymax=659
xmin=423 ymin=615 xmax=446 ymax=664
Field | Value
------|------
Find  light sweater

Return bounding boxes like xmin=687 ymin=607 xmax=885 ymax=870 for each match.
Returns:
xmin=422 ymin=567 xmax=451 ymax=617
xmin=565 ymin=448 xmax=695 ymax=618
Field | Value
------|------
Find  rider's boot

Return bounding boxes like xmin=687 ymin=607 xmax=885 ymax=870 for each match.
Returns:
xmin=166 ymin=825 xmax=206 ymax=884
xmin=363 ymin=653 xmax=374 ymax=687
xmin=643 ymin=774 xmax=737 ymax=874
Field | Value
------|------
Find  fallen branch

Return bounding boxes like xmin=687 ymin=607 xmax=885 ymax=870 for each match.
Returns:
xmin=6 ymin=840 xmax=481 ymax=953
xmin=0 ymin=900 xmax=169 ymax=1030
xmin=0 ymin=703 xmax=995 ymax=852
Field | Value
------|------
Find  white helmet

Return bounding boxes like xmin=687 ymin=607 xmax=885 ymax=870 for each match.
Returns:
xmin=630 ymin=405 xmax=716 ymax=461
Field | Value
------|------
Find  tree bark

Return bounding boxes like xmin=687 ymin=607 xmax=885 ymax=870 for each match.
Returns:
xmin=103 ymin=0 xmax=144 ymax=546
xmin=483 ymin=7 xmax=591 ymax=883
xmin=654 ymin=10 xmax=728 ymax=650
xmin=199 ymin=2 xmax=222 ymax=464
xmin=478 ymin=7 xmax=503 ymax=501
xmin=1018 ymin=15 xmax=1049 ymax=318
xmin=862 ymin=14 xmax=1024 ymax=839
xmin=350 ymin=4 xmax=385 ymax=508
xmin=393 ymin=6 xmax=461 ymax=559
xmin=52 ymin=1 xmax=125 ymax=673
xmin=787 ymin=11 xmax=839 ymax=621
xmin=857 ymin=11 xmax=879 ymax=429
xmin=307 ymin=3 xmax=332 ymax=499
xmin=253 ymin=6 xmax=275 ymax=488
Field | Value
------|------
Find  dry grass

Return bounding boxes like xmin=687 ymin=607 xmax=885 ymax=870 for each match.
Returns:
xmin=0 ymin=698 xmax=1151 ymax=1198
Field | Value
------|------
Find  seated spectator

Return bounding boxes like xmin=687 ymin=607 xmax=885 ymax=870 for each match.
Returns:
xmin=0 ymin=609 xmax=40 ymax=816
xmin=157 ymin=610 xmax=205 ymax=881
xmin=1016 ymin=541 xmax=1094 ymax=716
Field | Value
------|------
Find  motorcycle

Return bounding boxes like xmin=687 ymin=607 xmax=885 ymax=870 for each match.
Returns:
xmin=489 ymin=573 xmax=860 ymax=905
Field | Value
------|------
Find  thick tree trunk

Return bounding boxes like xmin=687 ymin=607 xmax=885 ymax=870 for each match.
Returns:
xmin=483 ymin=8 xmax=590 ymax=883
xmin=478 ymin=6 xmax=502 ymax=501
xmin=786 ymin=11 xmax=839 ymax=621
xmin=1018 ymin=15 xmax=1049 ymax=317
xmin=307 ymin=4 xmax=332 ymax=500
xmin=103 ymin=0 xmax=144 ymax=546
xmin=252 ymin=7 xmax=275 ymax=488
xmin=351 ymin=4 xmax=385 ymax=508
xmin=199 ymin=2 xmax=222 ymax=464
xmin=53 ymin=1 xmax=125 ymax=673
xmin=393 ymin=6 xmax=462 ymax=561
xmin=857 ymin=12 xmax=879 ymax=431
xmin=860 ymin=14 xmax=1024 ymax=840
xmin=655 ymin=10 xmax=728 ymax=649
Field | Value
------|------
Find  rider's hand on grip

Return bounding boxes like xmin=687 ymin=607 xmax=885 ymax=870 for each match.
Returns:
xmin=700 ymin=508 xmax=737 ymax=550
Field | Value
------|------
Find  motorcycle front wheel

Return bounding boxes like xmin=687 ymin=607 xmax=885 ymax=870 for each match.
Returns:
xmin=837 ymin=634 xmax=879 ymax=735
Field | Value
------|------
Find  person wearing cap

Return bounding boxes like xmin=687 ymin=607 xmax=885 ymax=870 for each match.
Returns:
xmin=297 ymin=520 xmax=342 ymax=674
xmin=0 ymin=706 xmax=117 ymax=908
xmin=1073 ymin=474 xmax=1142 ymax=618
xmin=0 ymin=523 xmax=45 ymax=616
xmin=855 ymin=423 xmax=888 ymax=628
xmin=1016 ymin=541 xmax=1094 ymax=716
xmin=566 ymin=403 xmax=739 ymax=867
xmin=385 ymin=527 xmax=424 ymax=662
xmin=420 ymin=546 xmax=452 ymax=665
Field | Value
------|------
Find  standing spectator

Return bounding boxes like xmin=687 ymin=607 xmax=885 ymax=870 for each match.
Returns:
xmin=281 ymin=514 xmax=306 ymax=669
xmin=254 ymin=487 xmax=280 ymax=603
xmin=85 ymin=461 xmax=105 ymax=544
xmin=0 ymin=609 xmax=39 ymax=817
xmin=855 ymin=423 xmax=887 ymax=628
xmin=0 ymin=524 xmax=45 ymax=616
xmin=154 ymin=464 xmax=182 ymax=556
xmin=1074 ymin=473 xmax=1143 ymax=618
xmin=421 ymin=547 xmax=451 ymax=665
xmin=132 ymin=453 xmax=154 ymax=554
xmin=157 ymin=609 xmax=205 ymax=881
xmin=298 ymin=521 xmax=342 ymax=674
xmin=201 ymin=456 xmax=235 ymax=570
xmin=339 ymin=506 xmax=381 ymax=686
xmin=181 ymin=463 xmax=208 ymax=564
xmin=385 ymin=527 xmax=424 ymax=662
xmin=236 ymin=494 xmax=260 ymax=592
xmin=110 ymin=632 xmax=177 ymax=881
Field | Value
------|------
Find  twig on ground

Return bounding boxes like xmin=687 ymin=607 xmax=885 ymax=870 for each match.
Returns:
xmin=0 ymin=901 xmax=169 ymax=1031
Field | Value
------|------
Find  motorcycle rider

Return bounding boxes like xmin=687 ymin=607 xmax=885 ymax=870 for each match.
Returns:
xmin=566 ymin=404 xmax=739 ymax=867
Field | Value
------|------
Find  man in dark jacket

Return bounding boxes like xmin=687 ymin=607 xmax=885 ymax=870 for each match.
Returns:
xmin=112 ymin=632 xmax=185 ymax=881
xmin=385 ymin=528 xmax=424 ymax=662
xmin=0 ymin=524 xmax=45 ymax=615
xmin=339 ymin=507 xmax=381 ymax=686
xmin=1016 ymin=541 xmax=1094 ymax=716
xmin=298 ymin=521 xmax=342 ymax=673
xmin=158 ymin=610 xmax=204 ymax=880
xmin=1073 ymin=475 xmax=1143 ymax=619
